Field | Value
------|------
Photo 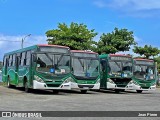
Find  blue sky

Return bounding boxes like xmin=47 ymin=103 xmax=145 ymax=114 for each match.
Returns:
xmin=0 ymin=0 xmax=160 ymax=60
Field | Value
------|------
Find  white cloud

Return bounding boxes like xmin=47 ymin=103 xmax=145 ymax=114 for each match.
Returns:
xmin=115 ymin=0 xmax=160 ymax=10
xmin=93 ymin=0 xmax=160 ymax=17
xmin=134 ymin=35 xmax=142 ymax=42
xmin=94 ymin=0 xmax=160 ymax=10
xmin=93 ymin=0 xmax=107 ymax=8
xmin=0 ymin=34 xmax=47 ymax=60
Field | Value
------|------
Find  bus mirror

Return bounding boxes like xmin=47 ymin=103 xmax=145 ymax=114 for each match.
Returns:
xmin=33 ymin=55 xmax=37 ymax=62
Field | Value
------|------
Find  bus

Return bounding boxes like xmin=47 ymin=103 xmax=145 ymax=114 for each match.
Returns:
xmin=100 ymin=54 xmax=133 ymax=93
xmin=126 ymin=58 xmax=157 ymax=93
xmin=70 ymin=50 xmax=100 ymax=93
xmin=2 ymin=44 xmax=72 ymax=93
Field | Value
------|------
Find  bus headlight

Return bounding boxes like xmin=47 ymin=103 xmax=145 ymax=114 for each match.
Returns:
xmin=96 ymin=79 xmax=100 ymax=84
xmin=34 ymin=75 xmax=44 ymax=83
xmin=128 ymin=80 xmax=133 ymax=84
xmin=129 ymin=80 xmax=139 ymax=85
xmin=152 ymin=82 xmax=156 ymax=86
xmin=133 ymin=81 xmax=139 ymax=85
xmin=107 ymin=78 xmax=115 ymax=84
xmin=64 ymin=77 xmax=75 ymax=83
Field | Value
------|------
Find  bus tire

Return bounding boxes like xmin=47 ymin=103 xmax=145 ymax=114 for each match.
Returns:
xmin=81 ymin=90 xmax=87 ymax=94
xmin=24 ymin=81 xmax=30 ymax=93
xmin=115 ymin=89 xmax=120 ymax=93
xmin=136 ymin=90 xmax=142 ymax=93
xmin=52 ymin=90 xmax=59 ymax=94
xmin=7 ymin=77 xmax=12 ymax=88
xmin=121 ymin=89 xmax=125 ymax=92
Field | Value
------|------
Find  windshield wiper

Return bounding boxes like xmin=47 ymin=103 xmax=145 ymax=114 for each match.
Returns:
xmin=115 ymin=61 xmax=121 ymax=69
xmin=57 ymin=54 xmax=63 ymax=64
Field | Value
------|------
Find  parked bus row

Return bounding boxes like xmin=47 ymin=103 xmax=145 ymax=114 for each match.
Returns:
xmin=2 ymin=44 xmax=157 ymax=94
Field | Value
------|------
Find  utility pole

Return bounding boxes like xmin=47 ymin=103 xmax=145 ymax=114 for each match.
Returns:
xmin=21 ymin=34 xmax=31 ymax=48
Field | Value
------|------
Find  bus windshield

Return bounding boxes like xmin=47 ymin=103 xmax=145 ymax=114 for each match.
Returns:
xmin=109 ymin=61 xmax=132 ymax=74
xmin=36 ymin=53 xmax=70 ymax=74
xmin=134 ymin=61 xmax=155 ymax=80
xmin=72 ymin=57 xmax=99 ymax=78
xmin=108 ymin=55 xmax=132 ymax=77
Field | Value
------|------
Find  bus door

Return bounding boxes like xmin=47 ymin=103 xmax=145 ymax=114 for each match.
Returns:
xmin=30 ymin=53 xmax=37 ymax=86
xmin=100 ymin=58 xmax=107 ymax=88
xmin=15 ymin=55 xmax=20 ymax=85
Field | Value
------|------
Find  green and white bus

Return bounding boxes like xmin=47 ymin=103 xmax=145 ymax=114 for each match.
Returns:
xmin=2 ymin=44 xmax=72 ymax=93
xmin=100 ymin=54 xmax=133 ymax=93
xmin=126 ymin=58 xmax=157 ymax=93
xmin=70 ymin=50 xmax=100 ymax=93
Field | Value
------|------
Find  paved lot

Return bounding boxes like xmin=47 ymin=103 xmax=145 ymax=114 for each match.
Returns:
xmin=0 ymin=85 xmax=160 ymax=120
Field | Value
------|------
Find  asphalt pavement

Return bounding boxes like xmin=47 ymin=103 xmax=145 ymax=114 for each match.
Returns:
xmin=0 ymin=85 xmax=160 ymax=120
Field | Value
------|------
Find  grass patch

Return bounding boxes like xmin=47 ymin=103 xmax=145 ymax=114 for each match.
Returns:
xmin=156 ymin=85 xmax=160 ymax=88
xmin=0 ymin=82 xmax=6 ymax=86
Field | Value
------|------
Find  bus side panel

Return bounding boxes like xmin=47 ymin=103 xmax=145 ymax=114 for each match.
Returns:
xmin=17 ymin=66 xmax=29 ymax=87
xmin=8 ymin=66 xmax=17 ymax=85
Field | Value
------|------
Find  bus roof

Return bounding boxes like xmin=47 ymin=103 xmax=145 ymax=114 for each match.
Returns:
xmin=70 ymin=50 xmax=98 ymax=54
xmin=37 ymin=44 xmax=69 ymax=49
xmin=134 ymin=58 xmax=154 ymax=62
xmin=110 ymin=54 xmax=132 ymax=57
xmin=4 ymin=44 xmax=69 ymax=56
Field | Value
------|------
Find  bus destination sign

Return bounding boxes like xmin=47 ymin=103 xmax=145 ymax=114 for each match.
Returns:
xmin=135 ymin=60 xmax=154 ymax=66
xmin=110 ymin=56 xmax=131 ymax=61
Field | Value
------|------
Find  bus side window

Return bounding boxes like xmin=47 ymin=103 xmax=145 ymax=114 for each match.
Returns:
xmin=20 ymin=52 xmax=26 ymax=66
xmin=3 ymin=56 xmax=7 ymax=67
xmin=9 ymin=55 xmax=13 ymax=67
xmin=3 ymin=56 xmax=5 ymax=67
xmin=20 ymin=53 xmax=22 ymax=66
xmin=26 ymin=51 xmax=31 ymax=66
xmin=12 ymin=54 xmax=16 ymax=66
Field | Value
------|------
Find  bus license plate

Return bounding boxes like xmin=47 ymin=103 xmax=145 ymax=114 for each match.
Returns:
xmin=83 ymin=87 xmax=89 ymax=89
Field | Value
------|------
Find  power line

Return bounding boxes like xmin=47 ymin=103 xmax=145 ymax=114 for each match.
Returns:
xmin=0 ymin=40 xmax=33 ymax=44
xmin=0 ymin=40 xmax=21 ymax=42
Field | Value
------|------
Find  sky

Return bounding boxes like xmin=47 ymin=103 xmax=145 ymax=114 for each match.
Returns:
xmin=0 ymin=0 xmax=160 ymax=60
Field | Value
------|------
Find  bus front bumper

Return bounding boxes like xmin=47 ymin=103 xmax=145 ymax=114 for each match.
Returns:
xmin=126 ymin=84 xmax=156 ymax=91
xmin=106 ymin=82 xmax=126 ymax=90
xmin=33 ymin=80 xmax=71 ymax=90
xmin=70 ymin=82 xmax=100 ymax=90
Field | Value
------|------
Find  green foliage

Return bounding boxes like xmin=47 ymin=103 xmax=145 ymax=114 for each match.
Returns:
xmin=46 ymin=22 xmax=97 ymax=50
xmin=96 ymin=27 xmax=136 ymax=54
xmin=133 ymin=45 xmax=160 ymax=59
xmin=154 ymin=57 xmax=160 ymax=73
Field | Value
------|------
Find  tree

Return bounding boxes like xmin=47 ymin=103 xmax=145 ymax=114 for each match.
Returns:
xmin=96 ymin=27 xmax=136 ymax=54
xmin=45 ymin=22 xmax=97 ymax=50
xmin=154 ymin=56 xmax=160 ymax=73
xmin=133 ymin=45 xmax=160 ymax=59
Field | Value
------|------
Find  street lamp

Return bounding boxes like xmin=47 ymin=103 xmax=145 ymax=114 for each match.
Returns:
xmin=21 ymin=34 xmax=31 ymax=48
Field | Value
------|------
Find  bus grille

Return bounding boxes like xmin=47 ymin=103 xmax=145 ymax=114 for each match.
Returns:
xmin=141 ymin=87 xmax=150 ymax=89
xmin=78 ymin=85 xmax=94 ymax=88
xmin=116 ymin=85 xmax=127 ymax=87
xmin=47 ymin=84 xmax=60 ymax=87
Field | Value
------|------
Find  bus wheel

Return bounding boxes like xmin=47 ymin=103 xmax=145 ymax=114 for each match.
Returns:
xmin=81 ymin=90 xmax=87 ymax=94
xmin=136 ymin=90 xmax=142 ymax=93
xmin=121 ymin=89 xmax=125 ymax=92
xmin=24 ymin=81 xmax=30 ymax=93
xmin=7 ymin=77 xmax=12 ymax=88
xmin=52 ymin=90 xmax=59 ymax=94
xmin=115 ymin=89 xmax=120 ymax=93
